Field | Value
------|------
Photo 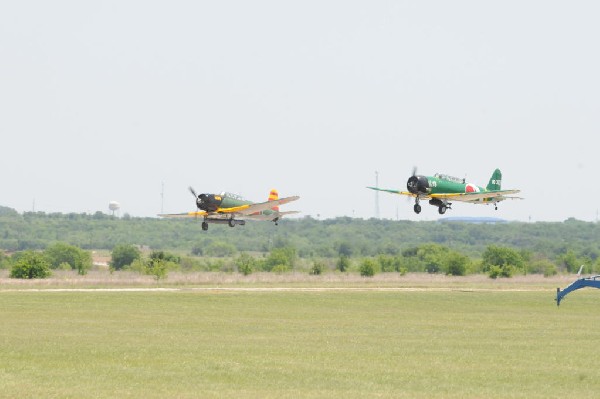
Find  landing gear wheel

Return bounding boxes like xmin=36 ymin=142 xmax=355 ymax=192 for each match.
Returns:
xmin=228 ymin=219 xmax=235 ymax=227
xmin=201 ymin=221 xmax=208 ymax=231
xmin=438 ymin=205 xmax=447 ymax=215
xmin=414 ymin=204 xmax=421 ymax=214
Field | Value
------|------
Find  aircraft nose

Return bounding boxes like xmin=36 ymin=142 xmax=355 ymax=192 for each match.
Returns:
xmin=407 ymin=176 xmax=429 ymax=194
xmin=407 ymin=176 xmax=419 ymax=194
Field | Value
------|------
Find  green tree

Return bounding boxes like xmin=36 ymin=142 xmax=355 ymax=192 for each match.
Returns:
xmin=481 ymin=245 xmax=525 ymax=272
xmin=44 ymin=242 xmax=92 ymax=275
xmin=559 ymin=249 xmax=580 ymax=273
xmin=336 ymin=242 xmax=353 ymax=257
xmin=110 ymin=244 xmax=141 ymax=271
xmin=10 ymin=251 xmax=51 ymax=279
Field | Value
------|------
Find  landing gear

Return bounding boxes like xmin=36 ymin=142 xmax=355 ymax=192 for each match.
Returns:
xmin=414 ymin=202 xmax=421 ymax=214
xmin=228 ymin=219 xmax=246 ymax=227
xmin=494 ymin=204 xmax=498 ymax=210
xmin=427 ymin=198 xmax=451 ymax=215
xmin=201 ymin=221 xmax=209 ymax=231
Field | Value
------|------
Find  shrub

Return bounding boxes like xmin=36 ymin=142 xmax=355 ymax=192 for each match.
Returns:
xmin=263 ymin=247 xmax=297 ymax=271
xmin=359 ymin=259 xmax=376 ymax=277
xmin=235 ymin=253 xmax=255 ymax=276
xmin=337 ymin=256 xmax=350 ymax=272
xmin=10 ymin=251 xmax=51 ymax=279
xmin=445 ymin=252 xmax=469 ymax=276
xmin=488 ymin=264 xmax=514 ymax=279
xmin=145 ymin=258 xmax=168 ymax=282
xmin=309 ymin=260 xmax=324 ymax=275
xmin=58 ymin=262 xmax=72 ymax=271
xmin=482 ymin=246 xmax=524 ymax=273
xmin=110 ymin=244 xmax=141 ymax=270
xmin=44 ymin=242 xmax=92 ymax=275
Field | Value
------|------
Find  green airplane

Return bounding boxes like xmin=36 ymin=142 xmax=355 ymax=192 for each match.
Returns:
xmin=159 ymin=188 xmax=300 ymax=231
xmin=368 ymin=168 xmax=521 ymax=215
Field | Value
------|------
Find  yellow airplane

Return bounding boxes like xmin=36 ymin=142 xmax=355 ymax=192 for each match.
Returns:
xmin=159 ymin=188 xmax=300 ymax=230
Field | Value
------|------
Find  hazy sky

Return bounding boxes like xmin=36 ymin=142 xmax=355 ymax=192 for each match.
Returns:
xmin=1 ymin=1 xmax=599 ymax=222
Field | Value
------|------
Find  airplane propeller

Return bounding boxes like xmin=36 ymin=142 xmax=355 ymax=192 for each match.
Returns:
xmin=189 ymin=186 xmax=202 ymax=210
xmin=407 ymin=166 xmax=430 ymax=195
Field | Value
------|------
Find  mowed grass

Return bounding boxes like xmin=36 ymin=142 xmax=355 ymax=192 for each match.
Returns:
xmin=1 ymin=289 xmax=600 ymax=398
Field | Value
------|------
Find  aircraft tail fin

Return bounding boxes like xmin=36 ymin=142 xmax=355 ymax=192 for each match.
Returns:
xmin=486 ymin=169 xmax=502 ymax=191
xmin=268 ymin=189 xmax=280 ymax=211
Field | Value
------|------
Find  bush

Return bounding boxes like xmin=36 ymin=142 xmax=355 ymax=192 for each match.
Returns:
xmin=543 ymin=263 xmax=558 ymax=277
xmin=309 ymin=260 xmax=324 ymax=275
xmin=337 ymin=256 xmax=350 ymax=272
xmin=10 ymin=251 xmax=51 ymax=279
xmin=58 ymin=262 xmax=72 ymax=271
xmin=44 ymin=243 xmax=92 ymax=275
xmin=488 ymin=265 xmax=514 ymax=279
xmin=235 ymin=253 xmax=255 ymax=276
xmin=527 ymin=258 xmax=558 ymax=276
xmin=482 ymin=246 xmax=524 ymax=273
xmin=445 ymin=252 xmax=469 ymax=276
xmin=110 ymin=244 xmax=141 ymax=270
xmin=359 ymin=259 xmax=376 ymax=277
xmin=263 ymin=247 xmax=297 ymax=272
xmin=145 ymin=258 xmax=168 ymax=282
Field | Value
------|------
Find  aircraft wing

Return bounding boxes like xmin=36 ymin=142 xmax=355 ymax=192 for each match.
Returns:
xmin=431 ymin=190 xmax=522 ymax=202
xmin=158 ymin=196 xmax=299 ymax=219
xmin=158 ymin=211 xmax=208 ymax=218
xmin=235 ymin=196 xmax=300 ymax=216
xmin=245 ymin=210 xmax=301 ymax=221
xmin=366 ymin=187 xmax=416 ymax=196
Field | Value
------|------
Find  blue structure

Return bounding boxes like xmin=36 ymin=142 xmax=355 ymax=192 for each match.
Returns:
xmin=556 ymin=275 xmax=600 ymax=306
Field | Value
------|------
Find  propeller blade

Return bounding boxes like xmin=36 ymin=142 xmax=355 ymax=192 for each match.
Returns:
xmin=411 ymin=166 xmax=418 ymax=176
xmin=189 ymin=186 xmax=198 ymax=198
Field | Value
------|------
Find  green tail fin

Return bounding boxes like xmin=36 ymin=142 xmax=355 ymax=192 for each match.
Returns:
xmin=486 ymin=169 xmax=502 ymax=191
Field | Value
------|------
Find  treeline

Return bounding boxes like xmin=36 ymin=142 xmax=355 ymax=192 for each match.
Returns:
xmin=2 ymin=206 xmax=600 ymax=273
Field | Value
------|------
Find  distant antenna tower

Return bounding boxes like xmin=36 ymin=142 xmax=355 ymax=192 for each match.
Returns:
xmin=108 ymin=201 xmax=120 ymax=217
xmin=375 ymin=171 xmax=380 ymax=219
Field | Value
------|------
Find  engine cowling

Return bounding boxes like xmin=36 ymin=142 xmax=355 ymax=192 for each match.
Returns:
xmin=407 ymin=175 xmax=430 ymax=195
xmin=197 ymin=194 xmax=223 ymax=212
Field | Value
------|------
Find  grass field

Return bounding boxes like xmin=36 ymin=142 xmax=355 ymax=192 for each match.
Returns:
xmin=2 ymin=283 xmax=600 ymax=398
